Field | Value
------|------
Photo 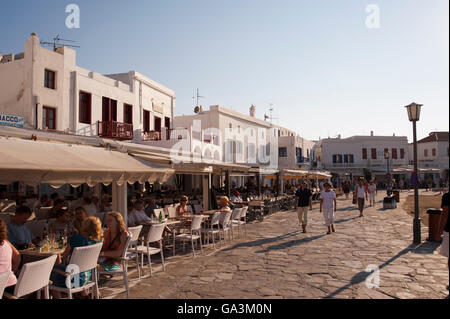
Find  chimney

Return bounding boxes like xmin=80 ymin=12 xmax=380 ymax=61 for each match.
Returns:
xmin=249 ymin=104 xmax=256 ymax=117
xmin=370 ymin=131 xmax=374 ymax=136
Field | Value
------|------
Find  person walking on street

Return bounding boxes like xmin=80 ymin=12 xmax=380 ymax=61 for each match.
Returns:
xmin=320 ymin=182 xmax=337 ymax=234
xmin=355 ymin=178 xmax=368 ymax=217
xmin=368 ymin=180 xmax=377 ymax=207
xmin=294 ymin=181 xmax=313 ymax=233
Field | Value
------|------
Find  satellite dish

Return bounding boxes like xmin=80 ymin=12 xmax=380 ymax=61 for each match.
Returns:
xmin=194 ymin=106 xmax=200 ymax=114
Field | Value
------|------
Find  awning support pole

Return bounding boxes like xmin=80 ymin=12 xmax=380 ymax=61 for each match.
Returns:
xmin=112 ymin=182 xmax=128 ymax=227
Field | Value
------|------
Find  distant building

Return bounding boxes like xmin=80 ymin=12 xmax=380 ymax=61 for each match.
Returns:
xmin=408 ymin=131 xmax=449 ymax=181
xmin=316 ymin=132 xmax=409 ymax=184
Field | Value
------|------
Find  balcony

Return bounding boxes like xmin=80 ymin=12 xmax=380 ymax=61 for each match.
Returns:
xmin=97 ymin=121 xmax=133 ymax=140
xmin=142 ymin=128 xmax=188 ymax=141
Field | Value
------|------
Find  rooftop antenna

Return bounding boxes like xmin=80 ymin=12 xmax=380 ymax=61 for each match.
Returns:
xmin=192 ymin=88 xmax=205 ymax=108
xmin=264 ymin=103 xmax=278 ymax=124
xmin=40 ymin=34 xmax=80 ymax=51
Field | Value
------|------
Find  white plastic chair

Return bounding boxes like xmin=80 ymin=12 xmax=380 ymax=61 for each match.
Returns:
xmin=126 ymin=225 xmax=143 ymax=277
xmin=230 ymin=208 xmax=243 ymax=240
xmin=134 ymin=223 xmax=166 ymax=277
xmin=98 ymin=235 xmax=133 ymax=299
xmin=219 ymin=211 xmax=233 ymax=244
xmin=201 ymin=211 xmax=221 ymax=249
xmin=49 ymin=242 xmax=103 ymax=299
xmin=174 ymin=216 xmax=203 ymax=257
xmin=0 ymin=271 xmax=11 ymax=299
xmin=1 ymin=203 xmax=16 ymax=213
xmin=166 ymin=206 xmax=177 ymax=219
xmin=3 ymin=254 xmax=57 ymax=299
xmin=26 ymin=219 xmax=48 ymax=241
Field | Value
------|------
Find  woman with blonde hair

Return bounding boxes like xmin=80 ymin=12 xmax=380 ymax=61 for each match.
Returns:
xmin=98 ymin=212 xmax=130 ymax=272
xmin=50 ymin=216 xmax=102 ymax=298
xmin=176 ymin=196 xmax=192 ymax=218
xmin=219 ymin=196 xmax=232 ymax=213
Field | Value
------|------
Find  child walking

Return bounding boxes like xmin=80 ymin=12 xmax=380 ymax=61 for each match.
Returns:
xmin=320 ymin=182 xmax=337 ymax=234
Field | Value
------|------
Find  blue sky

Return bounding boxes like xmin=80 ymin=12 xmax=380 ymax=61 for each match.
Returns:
xmin=0 ymin=0 xmax=448 ymax=141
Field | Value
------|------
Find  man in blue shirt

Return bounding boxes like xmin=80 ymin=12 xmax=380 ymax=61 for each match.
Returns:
xmin=7 ymin=205 xmax=34 ymax=249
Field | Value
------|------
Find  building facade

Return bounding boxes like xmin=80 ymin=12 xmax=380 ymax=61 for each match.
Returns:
xmin=316 ymin=132 xmax=410 ymax=183
xmin=408 ymin=131 xmax=449 ymax=181
xmin=0 ymin=34 xmax=175 ymax=141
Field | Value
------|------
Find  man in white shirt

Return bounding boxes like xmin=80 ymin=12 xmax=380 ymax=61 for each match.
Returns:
xmin=320 ymin=182 xmax=337 ymax=234
xmin=368 ymin=181 xmax=377 ymax=207
xmin=128 ymin=200 xmax=151 ymax=227
xmin=82 ymin=197 xmax=98 ymax=216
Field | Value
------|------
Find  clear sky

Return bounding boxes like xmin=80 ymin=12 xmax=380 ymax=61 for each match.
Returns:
xmin=1 ymin=0 xmax=448 ymax=142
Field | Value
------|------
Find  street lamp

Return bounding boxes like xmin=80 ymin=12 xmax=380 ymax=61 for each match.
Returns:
xmin=384 ymin=150 xmax=391 ymax=195
xmin=405 ymin=102 xmax=423 ymax=244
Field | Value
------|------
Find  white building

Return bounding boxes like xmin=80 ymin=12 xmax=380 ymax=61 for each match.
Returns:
xmin=316 ymin=131 xmax=410 ymax=183
xmin=0 ymin=33 xmax=175 ymax=140
xmin=408 ymin=131 xmax=449 ymax=181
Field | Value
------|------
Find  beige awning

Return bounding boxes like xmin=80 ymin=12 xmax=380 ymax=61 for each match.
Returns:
xmin=281 ymin=169 xmax=309 ymax=177
xmin=0 ymin=137 xmax=174 ymax=187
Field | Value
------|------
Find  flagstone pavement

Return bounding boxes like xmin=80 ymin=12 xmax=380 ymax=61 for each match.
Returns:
xmin=101 ymin=190 xmax=449 ymax=299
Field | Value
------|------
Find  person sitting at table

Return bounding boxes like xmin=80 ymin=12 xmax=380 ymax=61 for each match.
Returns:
xmin=176 ymin=196 xmax=192 ymax=218
xmin=231 ymin=191 xmax=243 ymax=203
xmin=73 ymin=207 xmax=88 ymax=234
xmin=100 ymin=194 xmax=113 ymax=213
xmin=0 ymin=219 xmax=20 ymax=295
xmin=48 ymin=199 xmax=66 ymax=219
xmin=219 ymin=196 xmax=232 ymax=213
xmin=91 ymin=195 xmax=100 ymax=213
xmin=49 ymin=209 xmax=77 ymax=238
xmin=82 ymin=197 xmax=98 ymax=216
xmin=33 ymin=194 xmax=52 ymax=211
xmin=98 ymin=212 xmax=130 ymax=272
xmin=144 ymin=198 xmax=159 ymax=219
xmin=128 ymin=200 xmax=151 ymax=227
xmin=7 ymin=206 xmax=35 ymax=249
xmin=50 ymin=216 xmax=103 ymax=299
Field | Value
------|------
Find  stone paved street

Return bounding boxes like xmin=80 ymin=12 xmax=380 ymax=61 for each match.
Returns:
xmin=101 ymin=190 xmax=449 ymax=299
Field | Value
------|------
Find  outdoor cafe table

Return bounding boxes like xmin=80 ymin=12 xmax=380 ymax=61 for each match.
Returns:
xmin=19 ymin=245 xmax=66 ymax=264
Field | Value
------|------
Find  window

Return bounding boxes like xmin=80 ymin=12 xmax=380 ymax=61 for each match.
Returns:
xmin=42 ymin=106 xmax=56 ymax=130
xmin=102 ymin=97 xmax=117 ymax=122
xmin=391 ymin=148 xmax=398 ymax=159
xmin=371 ymin=148 xmax=377 ymax=160
xmin=296 ymin=147 xmax=303 ymax=163
xmin=344 ymin=154 xmax=354 ymax=163
xmin=362 ymin=148 xmax=367 ymax=160
xmin=44 ymin=69 xmax=56 ymax=89
xmin=279 ymin=147 xmax=287 ymax=158
xmin=424 ymin=149 xmax=428 ymax=157
xmin=79 ymin=91 xmax=92 ymax=124
xmin=332 ymin=154 xmax=343 ymax=163
xmin=123 ymin=104 xmax=133 ymax=124
xmin=432 ymin=148 xmax=436 ymax=157
xmin=143 ymin=110 xmax=150 ymax=132
xmin=400 ymin=148 xmax=405 ymax=159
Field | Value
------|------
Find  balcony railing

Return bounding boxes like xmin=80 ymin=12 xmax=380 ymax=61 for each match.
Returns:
xmin=97 ymin=121 xmax=133 ymax=140
xmin=142 ymin=130 xmax=161 ymax=141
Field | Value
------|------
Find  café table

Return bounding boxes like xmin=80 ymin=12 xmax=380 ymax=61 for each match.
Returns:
xmin=19 ymin=245 xmax=66 ymax=264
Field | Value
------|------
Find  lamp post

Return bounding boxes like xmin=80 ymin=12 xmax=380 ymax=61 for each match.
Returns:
xmin=384 ymin=150 xmax=390 ymax=190
xmin=405 ymin=102 xmax=423 ymax=244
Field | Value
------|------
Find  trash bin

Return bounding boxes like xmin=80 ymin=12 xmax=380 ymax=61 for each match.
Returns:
xmin=393 ymin=190 xmax=400 ymax=202
xmin=426 ymin=208 xmax=443 ymax=242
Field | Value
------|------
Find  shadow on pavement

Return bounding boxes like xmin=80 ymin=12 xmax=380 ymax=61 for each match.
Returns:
xmin=255 ymin=234 xmax=326 ymax=254
xmin=334 ymin=217 xmax=360 ymax=224
xmin=324 ymin=243 xmax=421 ymax=299
xmin=220 ymin=230 xmax=303 ymax=252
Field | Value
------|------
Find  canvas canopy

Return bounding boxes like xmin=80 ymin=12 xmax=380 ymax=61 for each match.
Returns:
xmin=0 ymin=137 xmax=174 ymax=187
